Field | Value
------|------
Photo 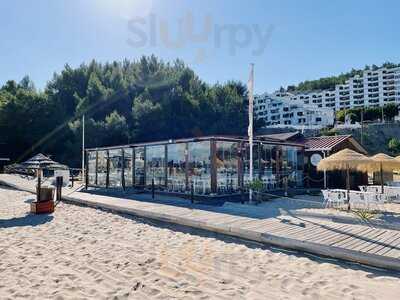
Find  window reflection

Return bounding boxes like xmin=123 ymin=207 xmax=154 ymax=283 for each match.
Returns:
xmin=281 ymin=146 xmax=304 ymax=187
xmin=167 ymin=143 xmax=187 ymax=192
xmin=188 ymin=141 xmax=211 ymax=195
xmin=216 ymin=141 xmax=239 ymax=193
xmin=109 ymin=149 xmax=122 ymax=187
xmin=145 ymin=145 xmax=166 ymax=188
xmin=134 ymin=147 xmax=145 ymax=187
xmin=97 ymin=150 xmax=107 ymax=187
xmin=259 ymin=143 xmax=277 ymax=190
xmin=243 ymin=143 xmax=259 ymax=187
xmin=123 ymin=148 xmax=133 ymax=187
xmin=88 ymin=151 xmax=97 ymax=185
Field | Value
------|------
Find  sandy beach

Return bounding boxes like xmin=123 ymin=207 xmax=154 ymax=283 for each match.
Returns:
xmin=1 ymin=186 xmax=399 ymax=299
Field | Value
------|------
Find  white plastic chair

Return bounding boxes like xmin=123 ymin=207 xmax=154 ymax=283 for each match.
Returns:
xmin=321 ymin=190 xmax=330 ymax=207
xmin=326 ymin=189 xmax=347 ymax=208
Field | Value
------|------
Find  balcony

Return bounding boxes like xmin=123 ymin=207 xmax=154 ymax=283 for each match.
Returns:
xmin=383 ymin=80 xmax=395 ymax=85
xmin=368 ymin=93 xmax=380 ymax=98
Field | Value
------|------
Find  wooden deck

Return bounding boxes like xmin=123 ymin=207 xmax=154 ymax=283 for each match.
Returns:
xmin=1 ymin=174 xmax=400 ymax=272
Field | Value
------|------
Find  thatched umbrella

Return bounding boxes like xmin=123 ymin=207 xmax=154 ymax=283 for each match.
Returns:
xmin=317 ymin=149 xmax=373 ymax=209
xmin=368 ymin=153 xmax=400 ymax=193
xmin=21 ymin=153 xmax=67 ymax=201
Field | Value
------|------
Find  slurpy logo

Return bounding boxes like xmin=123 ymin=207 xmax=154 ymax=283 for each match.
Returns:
xmin=127 ymin=12 xmax=274 ymax=63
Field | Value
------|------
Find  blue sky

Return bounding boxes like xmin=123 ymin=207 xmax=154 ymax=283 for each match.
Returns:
xmin=1 ymin=0 xmax=399 ymax=93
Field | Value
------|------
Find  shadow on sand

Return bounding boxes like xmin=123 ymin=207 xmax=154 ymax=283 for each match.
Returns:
xmin=0 ymin=213 xmax=53 ymax=228
xmin=114 ymin=209 xmax=400 ymax=279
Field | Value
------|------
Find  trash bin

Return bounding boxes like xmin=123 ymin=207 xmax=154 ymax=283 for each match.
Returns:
xmin=37 ymin=187 xmax=54 ymax=202
xmin=31 ymin=187 xmax=55 ymax=214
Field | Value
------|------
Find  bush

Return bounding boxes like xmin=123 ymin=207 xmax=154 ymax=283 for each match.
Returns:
xmin=388 ymin=138 xmax=400 ymax=155
xmin=335 ymin=104 xmax=399 ymax=123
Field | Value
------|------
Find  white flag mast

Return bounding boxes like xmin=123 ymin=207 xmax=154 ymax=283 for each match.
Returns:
xmin=247 ymin=63 xmax=254 ymax=203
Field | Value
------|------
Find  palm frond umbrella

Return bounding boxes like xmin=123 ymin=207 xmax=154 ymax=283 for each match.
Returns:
xmin=368 ymin=153 xmax=400 ymax=193
xmin=317 ymin=149 xmax=373 ymax=209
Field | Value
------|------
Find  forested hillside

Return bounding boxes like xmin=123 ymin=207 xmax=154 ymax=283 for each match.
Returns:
xmin=285 ymin=62 xmax=400 ymax=92
xmin=0 ymin=56 xmax=252 ymax=167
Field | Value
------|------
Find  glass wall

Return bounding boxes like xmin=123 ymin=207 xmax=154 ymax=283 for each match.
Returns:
xmin=167 ymin=143 xmax=187 ymax=192
xmin=88 ymin=151 xmax=97 ymax=185
xmin=134 ymin=147 xmax=145 ymax=187
xmin=243 ymin=143 xmax=259 ymax=188
xmin=123 ymin=148 xmax=133 ymax=187
xmin=281 ymin=146 xmax=304 ymax=187
xmin=188 ymin=141 xmax=211 ymax=194
xmin=109 ymin=149 xmax=123 ymax=187
xmin=259 ymin=143 xmax=276 ymax=190
xmin=97 ymin=150 xmax=107 ymax=187
xmin=88 ymin=138 xmax=304 ymax=195
xmin=145 ymin=145 xmax=166 ymax=188
xmin=216 ymin=141 xmax=239 ymax=194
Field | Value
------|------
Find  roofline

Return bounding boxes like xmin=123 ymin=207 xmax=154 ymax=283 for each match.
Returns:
xmin=86 ymin=135 xmax=305 ymax=151
xmin=304 ymin=135 xmax=368 ymax=154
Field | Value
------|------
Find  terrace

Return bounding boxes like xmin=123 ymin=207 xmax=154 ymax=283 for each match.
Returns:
xmin=85 ymin=136 xmax=305 ymax=200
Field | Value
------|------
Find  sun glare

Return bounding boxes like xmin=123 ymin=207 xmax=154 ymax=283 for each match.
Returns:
xmin=96 ymin=0 xmax=154 ymax=19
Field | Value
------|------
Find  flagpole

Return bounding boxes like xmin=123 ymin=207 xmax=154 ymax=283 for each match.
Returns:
xmin=248 ymin=63 xmax=254 ymax=204
xmin=82 ymin=114 xmax=85 ymax=182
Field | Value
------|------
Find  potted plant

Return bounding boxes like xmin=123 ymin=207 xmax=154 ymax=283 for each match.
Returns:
xmin=247 ymin=179 xmax=264 ymax=204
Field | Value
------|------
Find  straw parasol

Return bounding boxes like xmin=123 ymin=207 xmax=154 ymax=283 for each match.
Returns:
xmin=368 ymin=153 xmax=400 ymax=193
xmin=21 ymin=153 xmax=68 ymax=201
xmin=317 ymin=148 xmax=373 ymax=209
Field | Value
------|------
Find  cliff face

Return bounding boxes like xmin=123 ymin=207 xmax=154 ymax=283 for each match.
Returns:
xmin=333 ymin=123 xmax=400 ymax=155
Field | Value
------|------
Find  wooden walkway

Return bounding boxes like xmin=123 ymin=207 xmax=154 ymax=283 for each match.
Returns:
xmin=1 ymin=174 xmax=400 ymax=272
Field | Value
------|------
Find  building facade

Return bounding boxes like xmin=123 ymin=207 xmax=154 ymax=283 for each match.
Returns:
xmin=288 ymin=66 xmax=400 ymax=110
xmin=85 ymin=136 xmax=304 ymax=198
xmin=254 ymin=93 xmax=335 ymax=129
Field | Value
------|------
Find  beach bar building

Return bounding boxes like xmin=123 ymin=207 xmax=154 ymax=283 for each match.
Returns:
xmin=85 ymin=136 xmax=304 ymax=199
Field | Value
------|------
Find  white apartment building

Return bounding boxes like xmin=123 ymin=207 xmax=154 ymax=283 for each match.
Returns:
xmin=254 ymin=93 xmax=334 ymax=130
xmin=288 ymin=66 xmax=400 ymax=111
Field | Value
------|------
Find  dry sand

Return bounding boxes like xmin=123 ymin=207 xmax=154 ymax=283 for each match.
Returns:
xmin=0 ymin=186 xmax=399 ymax=300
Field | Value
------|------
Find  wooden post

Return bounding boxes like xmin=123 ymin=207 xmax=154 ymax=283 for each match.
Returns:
xmin=95 ymin=151 xmax=98 ymax=186
xmin=152 ymin=178 xmax=155 ymax=200
xmin=190 ymin=180 xmax=194 ymax=204
xmin=380 ymin=162 xmax=384 ymax=194
xmin=121 ymin=149 xmax=125 ymax=190
xmin=238 ymin=142 xmax=243 ymax=190
xmin=106 ymin=150 xmax=110 ymax=188
xmin=37 ymin=168 xmax=41 ymax=202
xmin=164 ymin=145 xmax=168 ymax=188
xmin=210 ymin=140 xmax=217 ymax=194
xmin=185 ymin=143 xmax=189 ymax=191
xmin=143 ymin=146 xmax=147 ymax=188
xmin=132 ymin=148 xmax=135 ymax=187
xmin=85 ymin=151 xmax=89 ymax=190
xmin=347 ymin=164 xmax=351 ymax=211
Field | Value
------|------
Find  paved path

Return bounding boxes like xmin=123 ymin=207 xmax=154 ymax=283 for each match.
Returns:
xmin=1 ymin=174 xmax=400 ymax=272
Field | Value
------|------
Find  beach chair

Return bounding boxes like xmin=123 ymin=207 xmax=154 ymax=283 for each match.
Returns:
xmin=349 ymin=191 xmax=367 ymax=210
xmin=359 ymin=185 xmax=367 ymax=192
xmin=321 ymin=190 xmax=330 ymax=207
xmin=384 ymin=187 xmax=400 ymax=203
xmin=325 ymin=189 xmax=347 ymax=208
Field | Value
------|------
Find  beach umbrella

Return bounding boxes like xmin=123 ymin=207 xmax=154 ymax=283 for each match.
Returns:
xmin=368 ymin=153 xmax=400 ymax=193
xmin=21 ymin=153 xmax=68 ymax=201
xmin=317 ymin=148 xmax=373 ymax=209
xmin=21 ymin=153 xmax=55 ymax=169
